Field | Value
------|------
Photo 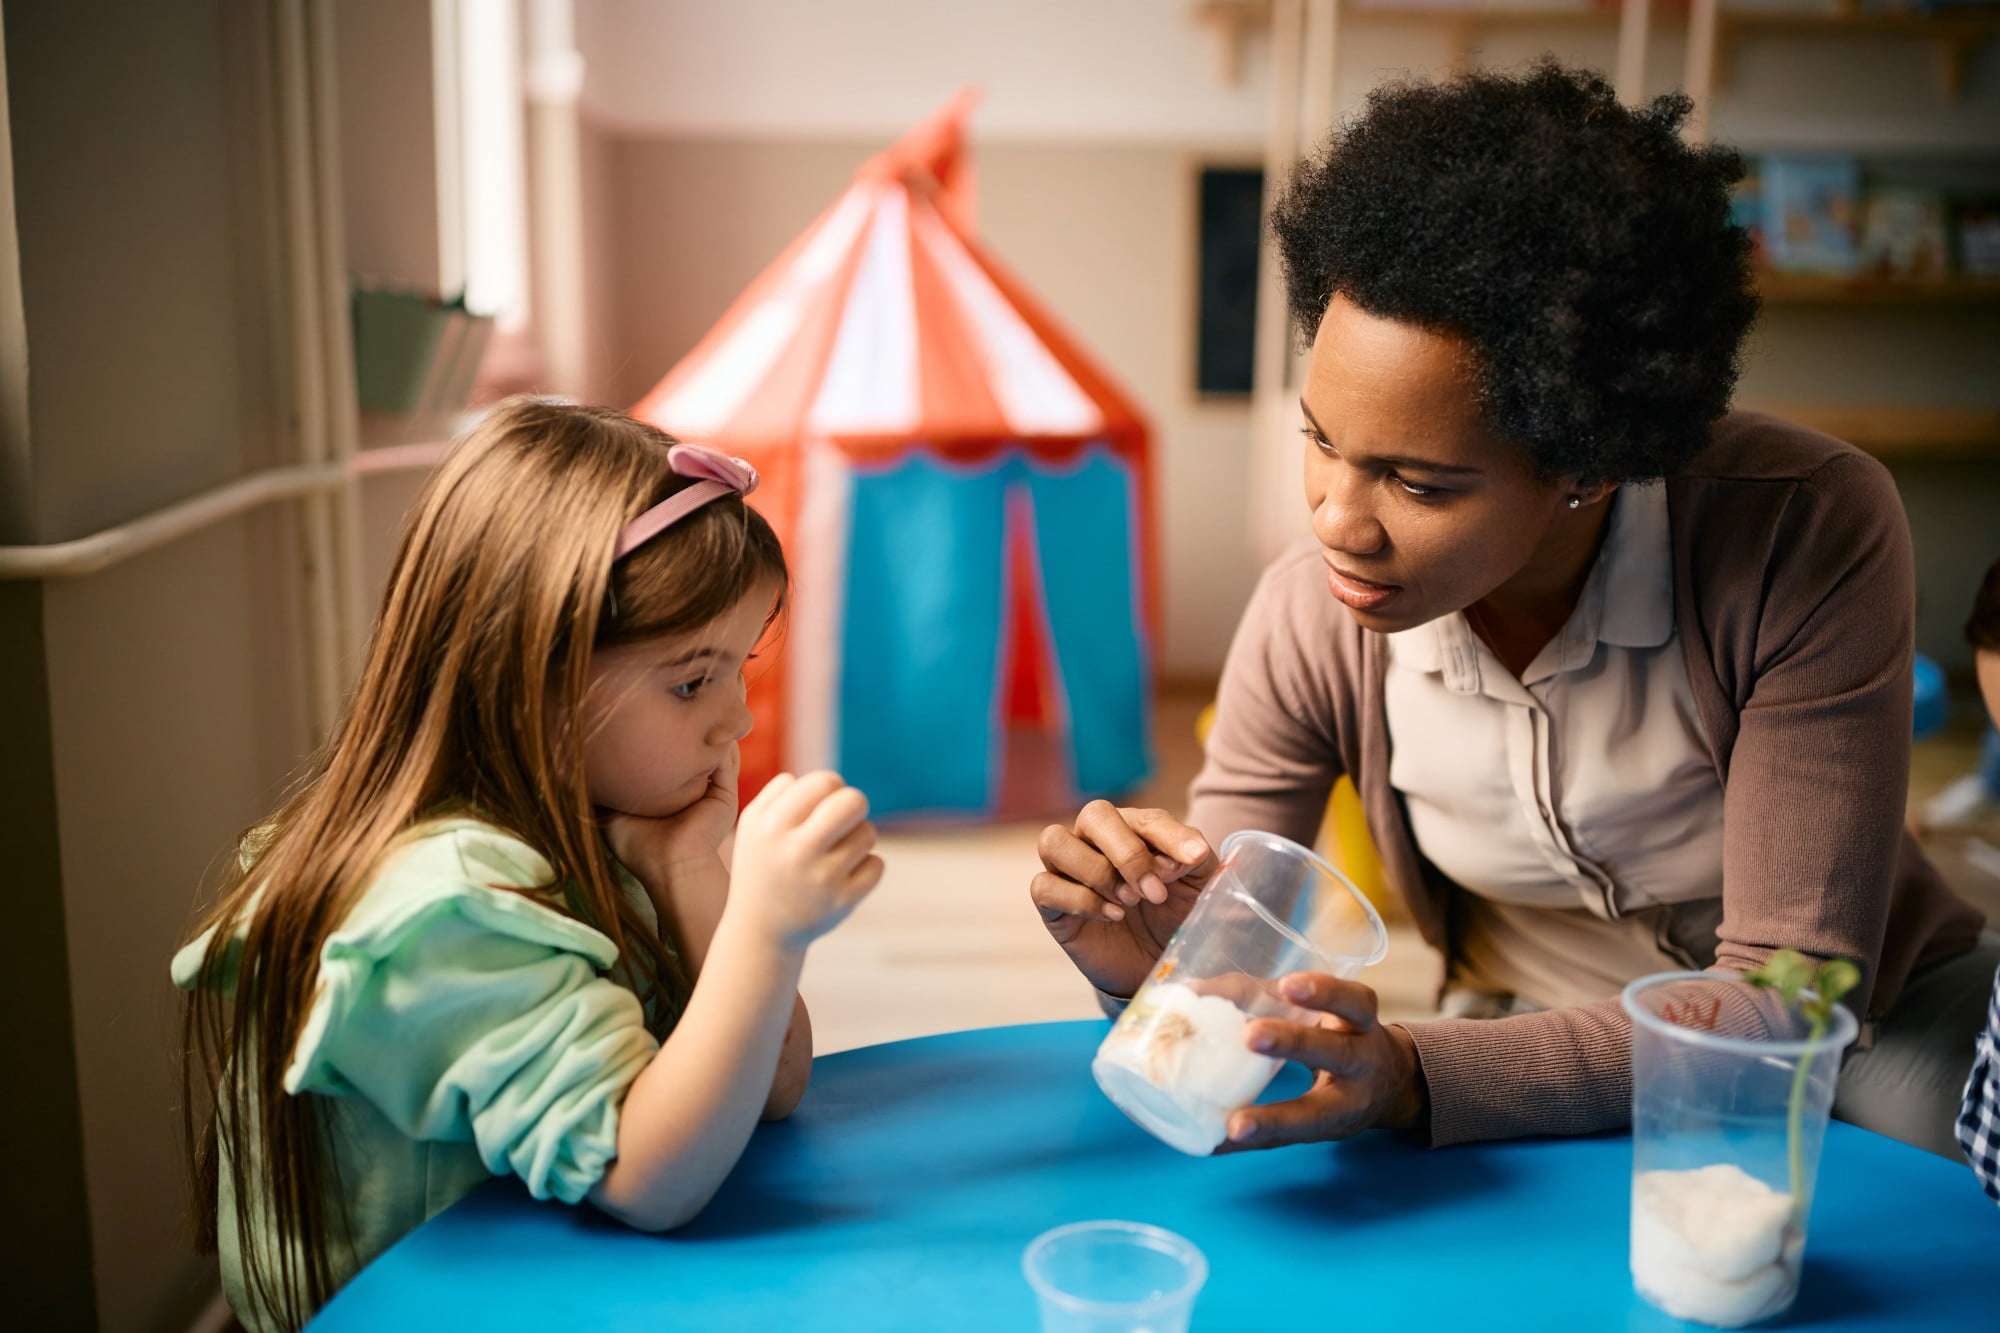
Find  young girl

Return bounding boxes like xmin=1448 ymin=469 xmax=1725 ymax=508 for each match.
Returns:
xmin=175 ymin=398 xmax=883 ymax=1330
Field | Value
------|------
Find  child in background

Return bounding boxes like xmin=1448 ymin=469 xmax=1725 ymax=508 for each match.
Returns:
xmin=175 ymin=399 xmax=884 ymax=1329
xmin=1959 ymin=558 xmax=2000 ymax=1202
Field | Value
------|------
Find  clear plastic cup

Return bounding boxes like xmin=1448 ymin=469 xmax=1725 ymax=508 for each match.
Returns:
xmin=1621 ymin=971 xmax=1859 ymax=1329
xmin=1091 ymin=829 xmax=1389 ymax=1156
xmin=1022 ymin=1220 xmax=1207 ymax=1333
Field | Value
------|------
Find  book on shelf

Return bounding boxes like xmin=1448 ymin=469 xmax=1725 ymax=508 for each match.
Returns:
xmin=1955 ymin=198 xmax=2000 ymax=278
xmin=1860 ymin=189 xmax=1950 ymax=281
xmin=1761 ymin=155 xmax=1862 ymax=276
xmin=1731 ymin=167 xmax=1767 ymax=270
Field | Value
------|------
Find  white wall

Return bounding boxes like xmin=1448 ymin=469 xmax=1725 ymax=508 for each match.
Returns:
xmin=338 ymin=0 xmax=450 ymax=291
xmin=577 ymin=0 xmax=1274 ymax=146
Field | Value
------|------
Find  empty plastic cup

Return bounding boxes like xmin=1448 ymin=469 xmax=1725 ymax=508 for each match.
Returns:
xmin=1022 ymin=1220 xmax=1207 ymax=1333
xmin=1092 ymin=829 xmax=1389 ymax=1155
xmin=1622 ymin=971 xmax=1858 ymax=1328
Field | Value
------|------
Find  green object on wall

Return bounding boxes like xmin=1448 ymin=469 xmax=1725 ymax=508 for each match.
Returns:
xmin=351 ymin=287 xmax=489 ymax=415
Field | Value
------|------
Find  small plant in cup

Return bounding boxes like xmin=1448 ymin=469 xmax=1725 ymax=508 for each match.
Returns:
xmin=1745 ymin=950 xmax=1860 ymax=1215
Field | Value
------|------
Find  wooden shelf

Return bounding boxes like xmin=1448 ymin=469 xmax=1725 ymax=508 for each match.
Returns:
xmin=1716 ymin=8 xmax=2000 ymax=99
xmin=1263 ymin=1 xmax=2000 ymax=35
xmin=1757 ymin=272 xmax=2000 ymax=306
xmin=1345 ymin=3 xmax=1620 ymax=24
xmin=1745 ymin=404 xmax=2000 ymax=458
xmin=1719 ymin=9 xmax=2000 ymax=41
xmin=1195 ymin=1 xmax=1995 ymax=94
xmin=1341 ymin=2 xmax=1624 ymax=71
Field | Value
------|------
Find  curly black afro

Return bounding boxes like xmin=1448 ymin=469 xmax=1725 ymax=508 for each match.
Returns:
xmin=1271 ymin=60 xmax=1759 ymax=486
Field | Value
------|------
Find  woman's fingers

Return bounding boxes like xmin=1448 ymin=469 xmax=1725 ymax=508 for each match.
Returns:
xmin=1150 ymin=853 xmax=1208 ymax=895
xmin=1036 ymin=805 xmax=1214 ymax=912
xmin=1122 ymin=808 xmax=1215 ymax=878
xmin=1242 ymin=1016 xmax=1369 ymax=1076
xmin=1037 ymin=823 xmax=1130 ymax=907
xmin=1275 ymin=973 xmax=1380 ymax=1030
xmin=1030 ymin=870 xmax=1127 ymax=925
xmin=1074 ymin=801 xmax=1170 ymax=904
xmin=1221 ymin=1082 xmax=1363 ymax=1151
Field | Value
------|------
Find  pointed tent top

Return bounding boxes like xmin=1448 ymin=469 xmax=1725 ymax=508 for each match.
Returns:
xmin=859 ymin=86 xmax=980 ymax=231
xmin=632 ymin=90 xmax=1147 ymax=465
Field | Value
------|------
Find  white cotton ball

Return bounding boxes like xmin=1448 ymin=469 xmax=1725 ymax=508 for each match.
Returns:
xmin=1176 ymin=992 xmax=1280 ymax=1108
xmin=1631 ymin=1245 xmax=1795 ymax=1328
xmin=1634 ymin=1165 xmax=1793 ymax=1281
xmin=1631 ymin=1165 xmax=1802 ymax=1328
xmin=1093 ymin=982 xmax=1281 ymax=1156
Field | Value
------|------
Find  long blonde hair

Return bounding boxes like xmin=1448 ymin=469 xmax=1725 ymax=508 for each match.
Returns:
xmin=180 ymin=397 xmax=787 ymax=1326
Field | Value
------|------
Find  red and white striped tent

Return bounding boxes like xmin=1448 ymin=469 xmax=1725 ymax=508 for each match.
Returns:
xmin=634 ymin=92 xmax=1156 ymax=816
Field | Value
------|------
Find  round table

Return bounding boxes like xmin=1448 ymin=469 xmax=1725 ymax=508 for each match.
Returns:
xmin=312 ymin=1020 xmax=1997 ymax=1330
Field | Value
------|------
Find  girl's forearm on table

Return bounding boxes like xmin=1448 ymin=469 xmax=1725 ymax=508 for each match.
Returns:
xmin=764 ymin=993 xmax=813 ymax=1121
xmin=589 ymin=913 xmax=803 ymax=1231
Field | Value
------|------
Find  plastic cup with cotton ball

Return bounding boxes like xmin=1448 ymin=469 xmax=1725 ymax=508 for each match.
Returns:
xmin=1622 ymin=966 xmax=1858 ymax=1328
xmin=1091 ymin=830 xmax=1389 ymax=1156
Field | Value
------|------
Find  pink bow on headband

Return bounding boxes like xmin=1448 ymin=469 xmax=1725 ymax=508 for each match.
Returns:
xmin=668 ymin=443 xmax=758 ymax=494
xmin=612 ymin=443 xmax=760 ymax=562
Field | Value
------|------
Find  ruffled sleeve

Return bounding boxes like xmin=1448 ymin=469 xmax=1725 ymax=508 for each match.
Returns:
xmin=277 ymin=823 xmax=659 ymax=1203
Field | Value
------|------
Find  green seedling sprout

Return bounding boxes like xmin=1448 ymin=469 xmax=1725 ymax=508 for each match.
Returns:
xmin=1745 ymin=950 xmax=1860 ymax=1218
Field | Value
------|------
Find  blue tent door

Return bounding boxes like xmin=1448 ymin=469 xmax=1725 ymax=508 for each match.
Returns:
xmin=836 ymin=447 xmax=1153 ymax=817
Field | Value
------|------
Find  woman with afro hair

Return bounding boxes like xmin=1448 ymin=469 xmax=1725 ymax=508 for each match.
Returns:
xmin=1031 ymin=61 xmax=1995 ymax=1159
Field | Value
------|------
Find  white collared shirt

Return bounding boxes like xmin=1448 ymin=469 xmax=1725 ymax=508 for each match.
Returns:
xmin=1385 ymin=483 xmax=1724 ymax=935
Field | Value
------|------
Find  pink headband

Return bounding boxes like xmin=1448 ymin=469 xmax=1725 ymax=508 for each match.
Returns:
xmin=613 ymin=444 xmax=760 ymax=562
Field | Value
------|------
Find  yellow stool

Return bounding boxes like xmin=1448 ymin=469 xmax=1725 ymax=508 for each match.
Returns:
xmin=1195 ymin=703 xmax=1394 ymax=919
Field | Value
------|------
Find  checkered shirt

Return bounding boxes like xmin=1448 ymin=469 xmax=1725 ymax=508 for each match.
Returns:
xmin=1959 ymin=962 xmax=2000 ymax=1205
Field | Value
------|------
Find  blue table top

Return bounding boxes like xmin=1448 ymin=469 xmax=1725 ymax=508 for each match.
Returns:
xmin=313 ymin=1020 xmax=1998 ymax=1331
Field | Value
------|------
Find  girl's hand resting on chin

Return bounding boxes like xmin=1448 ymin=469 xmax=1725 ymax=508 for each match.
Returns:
xmin=602 ymin=745 xmax=742 ymax=887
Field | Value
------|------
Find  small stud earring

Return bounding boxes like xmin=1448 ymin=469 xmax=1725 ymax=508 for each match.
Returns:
xmin=1566 ymin=496 xmax=1582 ymax=510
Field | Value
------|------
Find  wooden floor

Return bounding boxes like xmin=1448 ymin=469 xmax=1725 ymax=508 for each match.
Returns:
xmin=801 ymin=688 xmax=1997 ymax=1055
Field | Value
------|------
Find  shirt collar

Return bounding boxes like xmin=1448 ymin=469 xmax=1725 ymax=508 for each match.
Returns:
xmin=1596 ymin=481 xmax=1674 ymax=650
xmin=1388 ymin=612 xmax=1482 ymax=693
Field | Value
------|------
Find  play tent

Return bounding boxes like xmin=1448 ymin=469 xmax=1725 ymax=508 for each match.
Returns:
xmin=633 ymin=93 xmax=1155 ymax=817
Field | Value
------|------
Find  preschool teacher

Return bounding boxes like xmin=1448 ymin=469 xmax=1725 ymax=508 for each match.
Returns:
xmin=1028 ymin=61 xmax=1995 ymax=1157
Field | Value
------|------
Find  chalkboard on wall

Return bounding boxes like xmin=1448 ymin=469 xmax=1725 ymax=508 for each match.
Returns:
xmin=1196 ymin=166 xmax=1264 ymax=397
